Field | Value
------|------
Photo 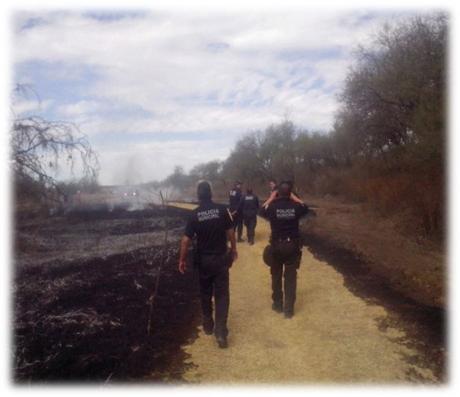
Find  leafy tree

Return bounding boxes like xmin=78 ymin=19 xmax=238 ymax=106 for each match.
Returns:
xmin=336 ymin=14 xmax=446 ymax=164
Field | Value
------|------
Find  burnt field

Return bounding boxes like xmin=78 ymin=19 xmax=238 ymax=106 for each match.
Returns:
xmin=13 ymin=205 xmax=200 ymax=383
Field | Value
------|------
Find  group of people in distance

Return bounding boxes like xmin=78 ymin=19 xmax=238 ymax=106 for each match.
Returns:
xmin=178 ymin=178 xmax=310 ymax=349
xmin=228 ymin=179 xmax=305 ymax=246
xmin=228 ymin=181 xmax=259 ymax=245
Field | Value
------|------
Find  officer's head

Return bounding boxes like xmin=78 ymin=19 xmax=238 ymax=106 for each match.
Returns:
xmin=246 ymin=187 xmax=253 ymax=195
xmin=278 ymin=181 xmax=292 ymax=198
xmin=234 ymin=180 xmax=242 ymax=189
xmin=197 ymin=180 xmax=212 ymax=201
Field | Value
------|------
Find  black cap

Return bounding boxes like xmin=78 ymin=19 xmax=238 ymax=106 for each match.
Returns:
xmin=197 ymin=180 xmax=212 ymax=201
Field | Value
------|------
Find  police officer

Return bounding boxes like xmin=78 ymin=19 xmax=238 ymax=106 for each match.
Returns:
xmin=229 ymin=180 xmax=244 ymax=242
xmin=259 ymin=181 xmax=309 ymax=318
xmin=179 ymin=181 xmax=237 ymax=348
xmin=240 ymin=188 xmax=259 ymax=245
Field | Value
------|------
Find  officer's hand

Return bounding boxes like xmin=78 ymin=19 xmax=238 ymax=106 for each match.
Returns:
xmin=178 ymin=259 xmax=187 ymax=274
xmin=231 ymin=250 xmax=238 ymax=262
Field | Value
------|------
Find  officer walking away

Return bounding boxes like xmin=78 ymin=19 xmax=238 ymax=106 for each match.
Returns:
xmin=241 ymin=187 xmax=259 ymax=245
xmin=259 ymin=181 xmax=309 ymax=319
xmin=229 ymin=180 xmax=244 ymax=242
xmin=178 ymin=181 xmax=238 ymax=348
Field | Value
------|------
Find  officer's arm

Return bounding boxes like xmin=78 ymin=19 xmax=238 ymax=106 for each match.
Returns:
xmin=263 ymin=190 xmax=278 ymax=209
xmin=259 ymin=205 xmax=269 ymax=219
xmin=178 ymin=235 xmax=191 ymax=274
xmin=290 ymin=192 xmax=303 ymax=204
xmin=226 ymin=228 xmax=238 ymax=262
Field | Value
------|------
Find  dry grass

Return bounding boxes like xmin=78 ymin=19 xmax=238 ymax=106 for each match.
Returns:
xmin=171 ymin=203 xmax=440 ymax=383
xmin=304 ymin=164 xmax=444 ymax=242
xmin=301 ymin=194 xmax=445 ymax=308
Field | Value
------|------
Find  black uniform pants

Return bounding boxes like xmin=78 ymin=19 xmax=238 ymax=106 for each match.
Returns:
xmin=244 ymin=215 xmax=257 ymax=243
xmin=198 ymin=253 xmax=230 ymax=338
xmin=233 ymin=213 xmax=243 ymax=239
xmin=270 ymin=241 xmax=302 ymax=313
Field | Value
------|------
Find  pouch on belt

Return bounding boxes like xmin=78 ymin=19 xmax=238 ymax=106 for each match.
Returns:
xmin=263 ymin=244 xmax=276 ymax=267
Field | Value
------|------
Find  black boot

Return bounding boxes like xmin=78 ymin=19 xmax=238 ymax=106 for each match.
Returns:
xmin=284 ymin=308 xmax=294 ymax=319
xmin=203 ymin=317 xmax=214 ymax=335
xmin=216 ymin=335 xmax=228 ymax=349
xmin=272 ymin=301 xmax=283 ymax=313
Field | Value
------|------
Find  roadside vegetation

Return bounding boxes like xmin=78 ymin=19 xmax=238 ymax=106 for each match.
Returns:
xmin=161 ymin=15 xmax=446 ymax=244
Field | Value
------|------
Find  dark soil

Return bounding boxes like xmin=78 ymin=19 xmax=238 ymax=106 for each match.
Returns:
xmin=13 ymin=206 xmax=201 ymax=383
xmin=301 ymin=231 xmax=446 ymax=382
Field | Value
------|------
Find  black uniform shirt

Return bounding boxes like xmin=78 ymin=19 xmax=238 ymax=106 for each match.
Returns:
xmin=184 ymin=200 xmax=233 ymax=255
xmin=259 ymin=197 xmax=309 ymax=241
xmin=229 ymin=188 xmax=243 ymax=211
xmin=241 ymin=194 xmax=259 ymax=218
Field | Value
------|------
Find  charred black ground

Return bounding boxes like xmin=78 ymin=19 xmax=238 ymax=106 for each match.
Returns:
xmin=14 ymin=206 xmax=201 ymax=383
xmin=301 ymin=231 xmax=446 ymax=382
xmin=13 ymin=205 xmax=446 ymax=383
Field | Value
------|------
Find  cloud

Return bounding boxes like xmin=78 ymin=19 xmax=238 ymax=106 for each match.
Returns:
xmin=12 ymin=98 xmax=53 ymax=116
xmin=12 ymin=9 xmax=422 ymax=184
xmin=56 ymin=99 xmax=104 ymax=118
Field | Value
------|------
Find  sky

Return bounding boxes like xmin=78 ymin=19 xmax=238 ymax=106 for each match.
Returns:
xmin=11 ymin=8 xmax=425 ymax=185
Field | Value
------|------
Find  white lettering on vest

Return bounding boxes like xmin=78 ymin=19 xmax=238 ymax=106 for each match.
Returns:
xmin=197 ymin=208 xmax=220 ymax=222
xmin=276 ymin=208 xmax=295 ymax=219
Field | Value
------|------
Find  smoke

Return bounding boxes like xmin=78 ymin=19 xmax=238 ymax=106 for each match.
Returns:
xmin=105 ymin=185 xmax=181 ymax=211
xmin=124 ymin=156 xmax=144 ymax=186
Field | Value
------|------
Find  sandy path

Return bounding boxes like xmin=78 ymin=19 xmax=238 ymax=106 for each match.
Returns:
xmin=171 ymin=203 xmax=437 ymax=384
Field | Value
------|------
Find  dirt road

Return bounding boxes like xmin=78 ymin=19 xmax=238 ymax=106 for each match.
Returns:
xmin=172 ymin=203 xmax=439 ymax=384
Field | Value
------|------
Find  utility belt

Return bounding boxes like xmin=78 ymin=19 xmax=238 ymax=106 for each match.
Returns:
xmin=263 ymin=236 xmax=302 ymax=268
xmin=271 ymin=236 xmax=300 ymax=244
xmin=193 ymin=249 xmax=234 ymax=269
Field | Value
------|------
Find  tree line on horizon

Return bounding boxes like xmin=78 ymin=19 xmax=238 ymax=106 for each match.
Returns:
xmin=159 ymin=14 xmax=446 ymax=240
xmin=12 ymin=13 xmax=446 ymax=241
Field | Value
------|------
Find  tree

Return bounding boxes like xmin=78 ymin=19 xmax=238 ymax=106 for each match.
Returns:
xmin=190 ymin=160 xmax=223 ymax=183
xmin=223 ymin=120 xmax=302 ymax=186
xmin=11 ymin=87 xmax=99 ymax=202
xmin=223 ymin=133 xmax=267 ymax=185
xmin=163 ymin=166 xmax=189 ymax=191
xmin=336 ymin=14 xmax=446 ymax=164
xmin=259 ymin=121 xmax=298 ymax=181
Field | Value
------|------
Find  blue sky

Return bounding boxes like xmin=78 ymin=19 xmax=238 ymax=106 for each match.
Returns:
xmin=12 ymin=8 xmax=418 ymax=184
